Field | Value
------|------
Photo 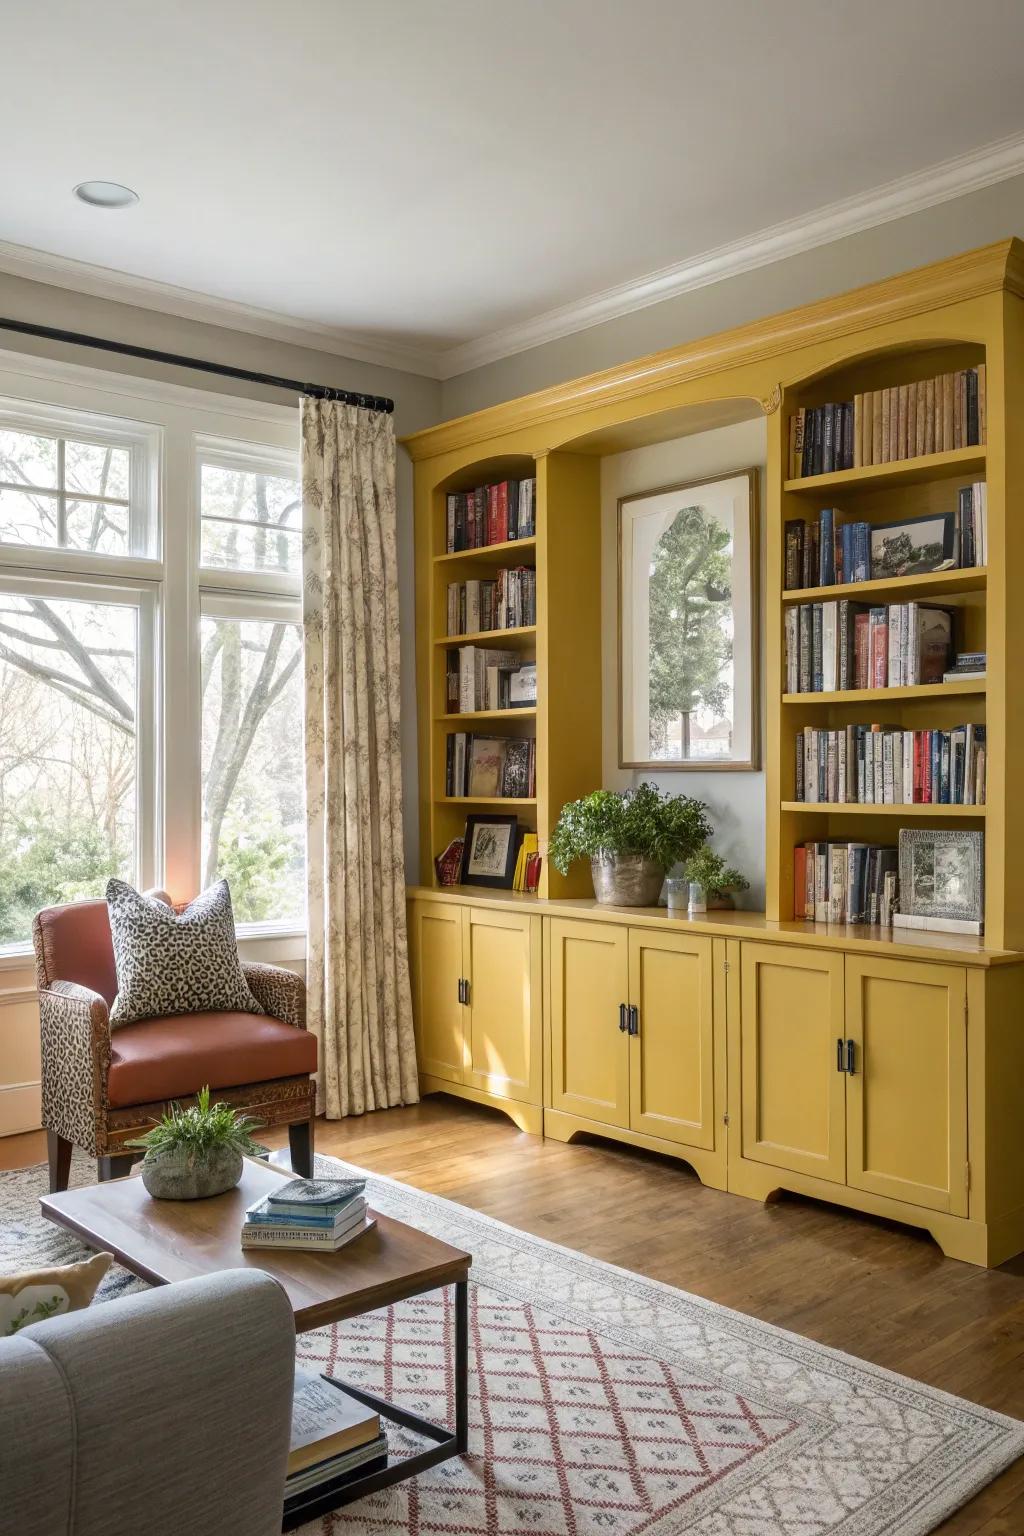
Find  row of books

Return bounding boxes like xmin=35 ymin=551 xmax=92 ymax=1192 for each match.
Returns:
xmin=446 ymin=647 xmax=537 ymax=713
xmin=445 ymin=733 xmax=535 ymax=799
xmin=788 ymin=366 xmax=986 ymax=478
xmin=784 ymin=485 xmax=987 ymax=590
xmin=445 ymin=478 xmax=536 ymax=552
xmin=513 ymin=831 xmax=542 ymax=892
xmin=784 ymin=601 xmax=953 ymax=693
xmin=241 ymin=1177 xmax=372 ymax=1253
xmin=446 ymin=567 xmax=536 ymax=635
xmin=795 ymin=724 xmax=986 ymax=806
xmin=794 ymin=841 xmax=898 ymax=926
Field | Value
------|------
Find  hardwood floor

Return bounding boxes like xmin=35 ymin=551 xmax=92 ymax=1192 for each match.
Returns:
xmin=6 ymin=1095 xmax=1024 ymax=1532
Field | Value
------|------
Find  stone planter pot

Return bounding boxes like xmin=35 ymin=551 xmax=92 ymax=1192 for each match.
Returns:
xmin=590 ymin=851 xmax=665 ymax=907
xmin=140 ymin=1144 xmax=243 ymax=1201
xmin=707 ymin=892 xmax=736 ymax=910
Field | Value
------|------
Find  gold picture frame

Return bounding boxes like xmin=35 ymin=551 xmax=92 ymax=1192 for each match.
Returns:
xmin=618 ymin=466 xmax=760 ymax=771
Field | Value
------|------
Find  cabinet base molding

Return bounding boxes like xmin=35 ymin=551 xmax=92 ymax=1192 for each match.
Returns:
xmin=542 ymin=1108 xmax=728 ymax=1192
xmin=419 ymin=1076 xmax=544 ymax=1136
xmin=726 ymin=1156 xmax=992 ymax=1266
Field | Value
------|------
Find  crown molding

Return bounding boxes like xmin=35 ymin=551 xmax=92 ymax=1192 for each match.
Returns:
xmin=0 ymin=240 xmax=443 ymax=380
xmin=434 ymin=129 xmax=1024 ymax=379
xmin=402 ymin=238 xmax=1019 ymax=460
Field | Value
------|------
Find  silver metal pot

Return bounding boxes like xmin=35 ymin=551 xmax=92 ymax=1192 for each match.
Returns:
xmin=590 ymin=851 xmax=665 ymax=906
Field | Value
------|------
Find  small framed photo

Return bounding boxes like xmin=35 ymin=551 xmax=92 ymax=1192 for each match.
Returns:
xmin=871 ymin=512 xmax=956 ymax=579
xmin=898 ymin=828 xmax=984 ymax=926
xmin=460 ymin=814 xmax=519 ymax=888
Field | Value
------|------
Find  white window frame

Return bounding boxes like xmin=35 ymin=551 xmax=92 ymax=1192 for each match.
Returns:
xmin=0 ymin=347 xmax=304 ymax=963
xmin=0 ymin=567 xmax=160 ymax=957
xmin=0 ymin=395 xmax=161 ymax=567
xmin=196 ymin=433 xmax=302 ymax=600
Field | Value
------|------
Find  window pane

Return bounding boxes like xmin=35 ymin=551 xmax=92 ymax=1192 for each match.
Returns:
xmin=0 ymin=428 xmax=59 ymax=490
xmin=66 ymin=500 xmax=130 ymax=556
xmin=65 ymin=440 xmax=130 ymax=500
xmin=0 ymin=486 xmax=58 ymax=547
xmin=201 ymin=616 xmax=304 ymax=924
xmin=199 ymin=463 xmax=301 ymax=576
xmin=0 ymin=594 xmax=137 ymax=947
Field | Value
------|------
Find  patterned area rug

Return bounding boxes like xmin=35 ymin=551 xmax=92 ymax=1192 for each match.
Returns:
xmin=2 ymin=1151 xmax=1022 ymax=1536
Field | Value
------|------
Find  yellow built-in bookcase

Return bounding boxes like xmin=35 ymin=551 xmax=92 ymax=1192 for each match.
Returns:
xmin=406 ymin=238 xmax=1024 ymax=952
xmin=421 ymin=450 xmax=602 ymax=898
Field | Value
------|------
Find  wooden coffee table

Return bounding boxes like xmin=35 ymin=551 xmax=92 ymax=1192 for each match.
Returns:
xmin=41 ymin=1158 xmax=471 ymax=1528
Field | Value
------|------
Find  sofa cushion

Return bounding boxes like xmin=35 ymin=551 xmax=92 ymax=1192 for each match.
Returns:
xmin=106 ymin=879 xmax=264 ymax=1027
xmin=107 ymin=1011 xmax=317 ymax=1107
xmin=1 ymin=1252 xmax=113 ymax=1337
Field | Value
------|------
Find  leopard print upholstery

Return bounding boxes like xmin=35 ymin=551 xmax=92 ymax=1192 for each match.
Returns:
xmin=240 ymin=962 xmax=306 ymax=1029
xmin=38 ymin=982 xmax=111 ymax=1157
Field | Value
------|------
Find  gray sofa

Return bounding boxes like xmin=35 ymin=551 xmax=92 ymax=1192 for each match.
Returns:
xmin=0 ymin=1268 xmax=296 ymax=1536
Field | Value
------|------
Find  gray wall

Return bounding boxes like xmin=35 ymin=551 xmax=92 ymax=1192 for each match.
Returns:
xmin=440 ymin=172 xmax=1024 ymax=418
xmin=0 ymin=271 xmax=442 ymax=879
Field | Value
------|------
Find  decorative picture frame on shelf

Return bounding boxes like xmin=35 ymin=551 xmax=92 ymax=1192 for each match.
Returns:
xmin=460 ymin=814 xmax=519 ymax=888
xmin=618 ymin=467 xmax=760 ymax=771
xmin=870 ymin=511 xmax=957 ymax=579
xmin=896 ymin=828 xmax=984 ymax=933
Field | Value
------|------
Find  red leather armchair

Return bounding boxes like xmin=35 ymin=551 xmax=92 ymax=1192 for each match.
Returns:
xmin=33 ymin=896 xmax=317 ymax=1192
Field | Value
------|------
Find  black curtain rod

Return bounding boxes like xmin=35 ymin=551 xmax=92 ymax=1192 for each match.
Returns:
xmin=0 ymin=316 xmax=395 ymax=414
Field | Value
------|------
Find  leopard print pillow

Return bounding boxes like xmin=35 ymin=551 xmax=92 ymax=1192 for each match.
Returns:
xmin=106 ymin=879 xmax=265 ymax=1027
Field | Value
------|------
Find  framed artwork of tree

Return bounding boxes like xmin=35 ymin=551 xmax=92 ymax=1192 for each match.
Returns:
xmin=618 ymin=467 xmax=760 ymax=771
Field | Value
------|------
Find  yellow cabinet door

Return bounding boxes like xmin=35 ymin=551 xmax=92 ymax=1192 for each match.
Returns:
xmin=628 ymin=930 xmax=715 ymax=1150
xmin=844 ymin=956 xmax=968 ymax=1215
xmin=739 ymin=942 xmax=846 ymax=1183
xmin=548 ymin=918 xmax=630 ymax=1126
xmin=408 ymin=900 xmax=466 ymax=1083
xmin=463 ymin=907 xmax=541 ymax=1104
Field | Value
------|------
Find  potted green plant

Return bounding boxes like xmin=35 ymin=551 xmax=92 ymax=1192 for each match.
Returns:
xmin=549 ymin=782 xmax=712 ymax=906
xmin=128 ymin=1085 xmax=264 ymax=1200
xmin=683 ymin=844 xmax=750 ymax=910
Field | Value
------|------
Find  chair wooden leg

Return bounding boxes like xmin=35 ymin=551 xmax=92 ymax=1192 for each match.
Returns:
xmin=288 ymin=1116 xmax=315 ymax=1178
xmin=97 ymin=1153 xmax=137 ymax=1182
xmin=47 ymin=1130 xmax=72 ymax=1194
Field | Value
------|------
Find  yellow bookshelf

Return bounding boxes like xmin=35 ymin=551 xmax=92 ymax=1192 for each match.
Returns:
xmin=404 ymin=240 xmax=1024 ymax=1264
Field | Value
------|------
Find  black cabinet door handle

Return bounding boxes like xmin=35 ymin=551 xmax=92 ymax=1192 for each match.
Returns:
xmin=628 ymin=1005 xmax=640 ymax=1036
xmin=836 ymin=1037 xmax=845 ymax=1073
xmin=618 ymin=1003 xmax=628 ymax=1032
xmin=846 ymin=1038 xmax=855 ymax=1075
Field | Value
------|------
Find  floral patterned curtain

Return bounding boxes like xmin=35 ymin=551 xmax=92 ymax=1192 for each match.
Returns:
xmin=300 ymin=399 xmax=419 ymax=1117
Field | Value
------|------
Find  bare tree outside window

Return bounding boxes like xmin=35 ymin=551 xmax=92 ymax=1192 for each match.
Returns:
xmin=0 ymin=430 xmax=305 ymax=945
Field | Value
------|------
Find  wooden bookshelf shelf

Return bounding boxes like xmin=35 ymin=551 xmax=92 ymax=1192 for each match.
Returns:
xmin=782 ymin=679 xmax=986 ymax=705
xmin=434 ymin=625 xmax=537 ymax=648
xmin=434 ymin=537 xmax=537 ymax=567
xmin=781 ymin=800 xmax=986 ymax=817
xmin=441 ymin=796 xmax=537 ymax=807
xmin=436 ymin=707 xmax=538 ymax=723
xmin=783 ymin=444 xmax=985 ymax=495
xmin=782 ymin=568 xmax=987 ymax=605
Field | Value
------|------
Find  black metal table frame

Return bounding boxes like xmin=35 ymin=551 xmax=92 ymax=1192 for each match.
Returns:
xmin=282 ymin=1278 xmax=469 ymax=1529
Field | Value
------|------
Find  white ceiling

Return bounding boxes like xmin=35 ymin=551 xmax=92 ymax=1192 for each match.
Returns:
xmin=3 ymin=0 xmax=1024 ymax=379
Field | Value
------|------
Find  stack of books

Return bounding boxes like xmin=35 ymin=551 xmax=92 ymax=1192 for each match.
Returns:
xmin=783 ymin=485 xmax=986 ymax=590
xmin=784 ymin=601 xmax=953 ymax=692
xmin=446 ymin=648 xmax=536 ymax=713
xmin=446 ymin=567 xmax=536 ymax=635
xmin=794 ymin=841 xmax=898 ymax=926
xmin=445 ymin=478 xmax=536 ymax=552
xmin=796 ymin=723 xmax=986 ymax=806
xmin=284 ymin=1365 xmax=387 ymax=1508
xmin=241 ymin=1178 xmax=373 ymax=1253
xmin=943 ymin=650 xmax=986 ymax=682
xmin=445 ymin=733 xmax=536 ymax=798
xmin=787 ymin=366 xmax=986 ymax=478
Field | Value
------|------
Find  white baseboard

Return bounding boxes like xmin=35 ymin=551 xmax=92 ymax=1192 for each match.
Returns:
xmin=0 ymin=1080 xmax=42 ymax=1137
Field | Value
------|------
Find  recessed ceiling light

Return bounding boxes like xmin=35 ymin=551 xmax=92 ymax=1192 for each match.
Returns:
xmin=73 ymin=181 xmax=139 ymax=209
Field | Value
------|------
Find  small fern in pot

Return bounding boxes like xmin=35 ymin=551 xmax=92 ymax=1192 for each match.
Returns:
xmin=683 ymin=844 xmax=750 ymax=910
xmin=129 ymin=1085 xmax=264 ymax=1200
xmin=549 ymin=783 xmax=712 ymax=906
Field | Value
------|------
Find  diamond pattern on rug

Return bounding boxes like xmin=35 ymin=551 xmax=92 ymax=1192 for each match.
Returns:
xmin=296 ymin=1287 xmax=796 ymax=1535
